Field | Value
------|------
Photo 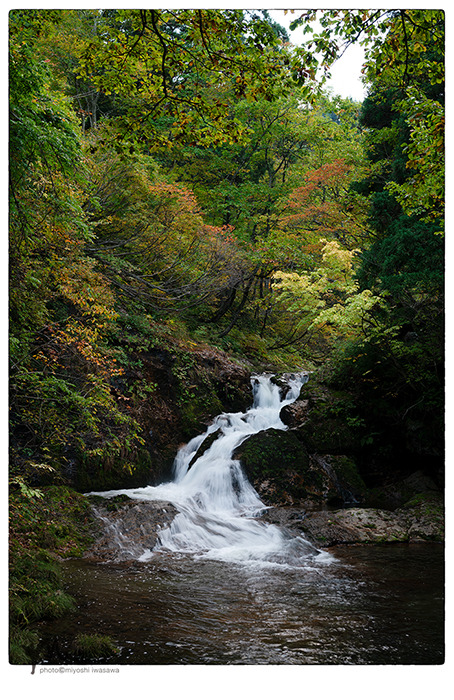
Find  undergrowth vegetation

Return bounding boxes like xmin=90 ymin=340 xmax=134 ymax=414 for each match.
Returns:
xmin=9 ymin=485 xmax=97 ymax=663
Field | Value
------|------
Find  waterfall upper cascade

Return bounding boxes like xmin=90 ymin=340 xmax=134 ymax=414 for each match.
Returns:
xmin=90 ymin=373 xmax=332 ymax=568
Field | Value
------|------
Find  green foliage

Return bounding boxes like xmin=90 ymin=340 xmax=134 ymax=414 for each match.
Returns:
xmin=72 ymin=634 xmax=120 ymax=661
xmin=358 ymin=217 xmax=443 ymax=297
xmin=74 ymin=9 xmax=318 ymax=150
xmin=9 ymin=6 xmax=444 ymax=473
xmin=314 ymin=10 xmax=445 ymax=481
xmin=292 ymin=9 xmax=444 ymax=229
xmin=9 ymin=485 xmax=96 ymax=663
xmin=9 ymin=626 xmax=40 ymax=665
xmin=386 ymin=88 xmax=444 ymax=227
xmin=9 ymin=10 xmax=88 ymax=364
xmin=9 ymin=11 xmax=149 ymax=485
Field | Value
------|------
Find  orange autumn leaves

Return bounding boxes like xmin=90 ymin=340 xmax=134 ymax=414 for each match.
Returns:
xmin=279 ymin=159 xmax=367 ymax=246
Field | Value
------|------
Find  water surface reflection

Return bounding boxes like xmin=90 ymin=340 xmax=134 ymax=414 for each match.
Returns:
xmin=39 ymin=543 xmax=444 ymax=665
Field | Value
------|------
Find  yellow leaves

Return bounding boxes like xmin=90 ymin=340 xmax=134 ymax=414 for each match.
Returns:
xmin=273 ymin=237 xmax=383 ymax=345
xmin=320 ymin=239 xmax=356 ymax=272
xmin=57 ymin=256 xmax=117 ymax=324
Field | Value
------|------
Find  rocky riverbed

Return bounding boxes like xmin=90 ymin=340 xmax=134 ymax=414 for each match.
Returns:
xmin=85 ymin=488 xmax=443 ymax=562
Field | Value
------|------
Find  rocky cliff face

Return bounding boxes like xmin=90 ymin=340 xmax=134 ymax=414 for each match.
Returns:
xmin=82 ymin=365 xmax=444 ymax=550
xmin=230 ymin=372 xmax=443 ymax=515
xmin=75 ymin=343 xmax=252 ymax=492
xmin=231 ymin=376 xmax=368 ymax=509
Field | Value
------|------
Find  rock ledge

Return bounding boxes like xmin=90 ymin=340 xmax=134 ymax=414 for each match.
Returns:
xmin=263 ymin=492 xmax=444 ymax=546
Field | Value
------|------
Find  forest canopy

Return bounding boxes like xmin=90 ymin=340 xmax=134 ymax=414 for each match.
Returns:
xmin=9 ymin=6 xmax=444 ymax=515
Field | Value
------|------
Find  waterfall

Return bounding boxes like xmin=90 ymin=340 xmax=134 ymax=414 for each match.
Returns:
xmin=89 ymin=373 xmax=331 ymax=567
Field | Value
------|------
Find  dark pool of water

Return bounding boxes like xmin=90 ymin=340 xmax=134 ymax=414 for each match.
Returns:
xmin=37 ymin=542 xmax=444 ymax=665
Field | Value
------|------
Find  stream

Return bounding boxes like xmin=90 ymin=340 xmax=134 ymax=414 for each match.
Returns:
xmin=40 ymin=543 xmax=443 ymax=665
xmin=38 ymin=373 xmax=444 ymax=665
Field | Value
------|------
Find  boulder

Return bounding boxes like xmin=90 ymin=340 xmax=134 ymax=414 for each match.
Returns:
xmin=233 ymin=428 xmax=314 ymax=506
xmin=296 ymin=415 xmax=362 ymax=454
xmin=298 ymin=507 xmax=409 ymax=546
xmin=233 ymin=427 xmax=367 ymax=508
xmin=262 ymin=492 xmax=444 ymax=546
xmin=366 ymin=470 xmax=441 ymax=509
xmin=85 ymin=498 xmax=178 ymax=562
xmin=311 ymin=454 xmax=367 ymax=506
xmin=280 ymin=399 xmax=310 ymax=428
xmin=233 ymin=428 xmax=325 ymax=506
xmin=396 ymin=492 xmax=444 ymax=542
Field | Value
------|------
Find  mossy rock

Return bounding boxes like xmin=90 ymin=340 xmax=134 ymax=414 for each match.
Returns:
xmin=298 ymin=416 xmax=362 ymax=454
xmin=178 ymin=392 xmax=224 ymax=438
xmin=401 ymin=491 xmax=443 ymax=510
xmin=235 ymin=428 xmax=309 ymax=476
xmin=398 ymin=491 xmax=444 ymax=542
xmin=327 ymin=455 xmax=367 ymax=504
xmin=75 ymin=448 xmax=155 ymax=492
xmin=234 ymin=428 xmax=316 ymax=505
xmin=294 ymin=378 xmax=365 ymax=454
xmin=366 ymin=471 xmax=442 ymax=509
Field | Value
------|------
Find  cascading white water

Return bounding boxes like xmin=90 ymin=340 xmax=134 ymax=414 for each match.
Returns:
xmin=90 ymin=373 xmax=331 ymax=567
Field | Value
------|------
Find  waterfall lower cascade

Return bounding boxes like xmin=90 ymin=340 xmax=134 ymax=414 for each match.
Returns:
xmin=90 ymin=373 xmax=331 ymax=568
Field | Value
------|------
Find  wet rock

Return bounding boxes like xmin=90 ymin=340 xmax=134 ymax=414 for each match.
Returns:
xmin=85 ymin=499 xmax=178 ymax=562
xmin=396 ymin=492 xmax=444 ymax=542
xmin=312 ymin=454 xmax=367 ymax=506
xmin=279 ymin=399 xmax=310 ymax=428
xmin=262 ymin=491 xmax=444 ymax=546
xmin=188 ymin=429 xmax=222 ymax=468
xmin=234 ymin=426 xmax=366 ymax=508
xmin=299 ymin=508 xmax=409 ymax=546
xmin=233 ymin=428 xmax=314 ymax=506
xmin=270 ymin=373 xmax=307 ymax=401
xmin=261 ymin=507 xmax=310 ymax=529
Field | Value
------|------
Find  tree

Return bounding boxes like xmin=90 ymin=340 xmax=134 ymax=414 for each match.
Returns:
xmin=9 ymin=11 xmax=145 ymax=481
xmin=291 ymin=9 xmax=444 ymax=229
xmin=271 ymin=240 xmax=382 ymax=355
xmin=280 ymin=157 xmax=369 ymax=248
xmin=83 ymin=142 xmax=249 ymax=313
xmin=294 ymin=9 xmax=445 ymax=477
xmin=75 ymin=9 xmax=315 ymax=150
xmin=149 ymin=90 xmax=369 ymax=342
xmin=9 ymin=9 xmax=87 ymax=360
